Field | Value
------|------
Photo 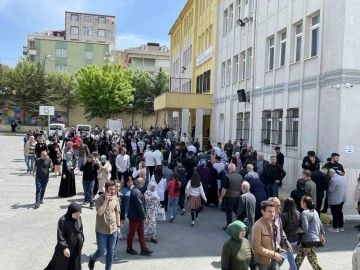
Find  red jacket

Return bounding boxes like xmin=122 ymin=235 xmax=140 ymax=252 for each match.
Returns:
xmin=168 ymin=180 xmax=181 ymax=197
xmin=72 ymin=137 xmax=81 ymax=149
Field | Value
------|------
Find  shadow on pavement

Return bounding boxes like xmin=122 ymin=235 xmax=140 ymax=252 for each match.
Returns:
xmin=11 ymin=203 xmax=34 ymax=209
xmin=211 ymin=261 xmax=221 ymax=269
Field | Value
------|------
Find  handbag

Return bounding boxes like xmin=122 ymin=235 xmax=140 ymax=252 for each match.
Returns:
xmin=157 ymin=207 xmax=166 ymax=221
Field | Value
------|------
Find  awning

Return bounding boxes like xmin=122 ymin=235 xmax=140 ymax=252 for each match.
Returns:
xmin=154 ymin=92 xmax=213 ymax=111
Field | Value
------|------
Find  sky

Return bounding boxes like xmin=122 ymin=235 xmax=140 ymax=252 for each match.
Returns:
xmin=0 ymin=0 xmax=187 ymax=67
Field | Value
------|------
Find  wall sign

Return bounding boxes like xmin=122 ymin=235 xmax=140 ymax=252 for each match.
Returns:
xmin=345 ymin=146 xmax=355 ymax=153
xmin=196 ymin=46 xmax=213 ymax=67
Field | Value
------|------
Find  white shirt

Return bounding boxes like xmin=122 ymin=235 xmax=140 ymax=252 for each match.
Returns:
xmin=353 ymin=244 xmax=360 ymax=270
xmin=132 ymin=167 xmax=146 ymax=178
xmin=144 ymin=151 xmax=155 ymax=166
xmin=150 ymin=176 xmax=166 ymax=201
xmin=180 ymin=136 xmax=188 ymax=144
xmin=106 ymin=130 xmax=113 ymax=136
xmin=115 ymin=154 xmax=130 ymax=172
xmin=131 ymin=141 xmax=137 ymax=151
xmin=185 ymin=181 xmax=207 ymax=201
xmin=153 ymin=150 xmax=163 ymax=166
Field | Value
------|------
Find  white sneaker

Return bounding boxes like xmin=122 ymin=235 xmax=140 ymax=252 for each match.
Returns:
xmin=339 ymin=228 xmax=345 ymax=232
xmin=191 ymin=221 xmax=195 ymax=226
xmin=327 ymin=227 xmax=339 ymax=233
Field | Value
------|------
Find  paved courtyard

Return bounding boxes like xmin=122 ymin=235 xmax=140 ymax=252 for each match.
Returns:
xmin=0 ymin=135 xmax=356 ymax=270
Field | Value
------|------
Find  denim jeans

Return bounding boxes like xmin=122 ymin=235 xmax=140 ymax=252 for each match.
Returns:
xmin=26 ymin=156 xmax=35 ymax=172
xmin=78 ymin=157 xmax=85 ymax=170
xmin=244 ymin=220 xmax=253 ymax=242
xmin=268 ymin=183 xmax=280 ymax=198
xmin=168 ymin=197 xmax=179 ymax=220
xmin=257 ymin=260 xmax=280 ymax=270
xmin=285 ymin=242 xmax=298 ymax=270
xmin=91 ymin=231 xmax=117 ymax=270
xmin=35 ymin=177 xmax=49 ymax=203
xmin=83 ymin=180 xmax=95 ymax=203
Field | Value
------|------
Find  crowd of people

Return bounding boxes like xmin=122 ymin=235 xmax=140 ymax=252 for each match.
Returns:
xmin=21 ymin=125 xmax=356 ymax=269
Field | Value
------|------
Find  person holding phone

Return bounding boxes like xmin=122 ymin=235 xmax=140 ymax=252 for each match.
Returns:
xmin=88 ymin=181 xmax=121 ymax=270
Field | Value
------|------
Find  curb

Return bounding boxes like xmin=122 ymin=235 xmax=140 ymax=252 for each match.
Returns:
xmin=0 ymin=133 xmax=26 ymax=137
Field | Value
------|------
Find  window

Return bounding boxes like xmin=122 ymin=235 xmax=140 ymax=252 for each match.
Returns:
xmin=70 ymin=27 xmax=79 ymax=35
xmin=294 ymin=23 xmax=303 ymax=62
xmin=29 ymin=41 xmax=35 ymax=48
xmin=241 ymin=51 xmax=246 ymax=80
xmin=98 ymin=29 xmax=106 ymax=37
xmin=310 ymin=15 xmax=320 ymax=57
xmin=221 ymin=62 xmax=226 ymax=86
xmin=209 ymin=25 xmax=212 ymax=45
xmin=29 ymin=55 xmax=35 ymax=61
xmin=261 ymin=110 xmax=272 ymax=144
xmin=223 ymin=9 xmax=228 ymax=34
xmin=55 ymin=48 xmax=67 ymax=57
xmin=98 ymin=17 xmax=106 ymax=24
xmin=233 ymin=55 xmax=239 ymax=82
xmin=247 ymin=48 xmax=252 ymax=78
xmin=84 ymin=15 xmax=91 ymax=23
xmin=85 ymin=51 xmax=93 ymax=59
xmin=268 ymin=37 xmax=275 ymax=71
xmin=229 ymin=4 xmax=234 ymax=31
xmin=244 ymin=0 xmax=249 ymax=18
xmin=279 ymin=31 xmax=286 ymax=67
xmin=226 ymin=59 xmax=231 ymax=85
xmin=55 ymin=64 xmax=67 ymax=72
xmin=271 ymin=110 xmax=283 ymax=145
xmin=236 ymin=113 xmax=244 ymax=140
xmin=243 ymin=112 xmax=250 ymax=141
xmin=83 ymin=26 xmax=92 ymax=36
xmin=236 ymin=0 xmax=241 ymax=19
xmin=71 ymin=14 xmax=79 ymax=21
xmin=286 ymin=108 xmax=299 ymax=147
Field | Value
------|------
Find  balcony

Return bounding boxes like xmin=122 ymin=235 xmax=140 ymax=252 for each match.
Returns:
xmin=154 ymin=92 xmax=213 ymax=111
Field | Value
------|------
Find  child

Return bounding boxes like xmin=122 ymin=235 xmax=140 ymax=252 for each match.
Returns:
xmin=185 ymin=171 xmax=207 ymax=226
xmin=168 ymin=172 xmax=181 ymax=222
xmin=54 ymin=150 xmax=62 ymax=177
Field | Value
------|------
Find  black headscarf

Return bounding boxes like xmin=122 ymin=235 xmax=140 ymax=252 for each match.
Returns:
xmin=66 ymin=202 xmax=82 ymax=219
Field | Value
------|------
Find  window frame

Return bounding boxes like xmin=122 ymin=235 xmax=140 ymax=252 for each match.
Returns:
xmin=226 ymin=59 xmax=232 ymax=85
xmin=271 ymin=109 xmax=283 ymax=145
xmin=294 ymin=23 xmax=303 ymax=62
xmin=84 ymin=15 xmax=92 ymax=23
xmin=55 ymin=64 xmax=67 ymax=72
xmin=85 ymin=50 xmax=93 ymax=60
xmin=70 ymin=26 xmax=79 ymax=35
xmin=261 ymin=110 xmax=272 ymax=144
xmin=98 ymin=17 xmax=106 ymax=24
xmin=279 ymin=31 xmax=286 ymax=67
xmin=229 ymin=4 xmax=234 ymax=31
xmin=71 ymin=14 xmax=79 ymax=21
xmin=310 ymin=14 xmax=320 ymax=57
xmin=236 ymin=112 xmax=244 ymax=141
xmin=55 ymin=48 xmax=67 ymax=58
xmin=285 ymin=108 xmax=299 ymax=148
xmin=83 ymin=26 xmax=92 ymax=36
xmin=221 ymin=62 xmax=226 ymax=86
xmin=243 ymin=112 xmax=250 ymax=141
xmin=97 ymin=29 xmax=106 ymax=37
xmin=233 ymin=55 xmax=239 ymax=82
xmin=268 ymin=37 xmax=275 ymax=71
xmin=236 ymin=0 xmax=241 ymax=20
xmin=241 ymin=51 xmax=246 ymax=80
xmin=247 ymin=48 xmax=252 ymax=78
xmin=223 ymin=9 xmax=229 ymax=34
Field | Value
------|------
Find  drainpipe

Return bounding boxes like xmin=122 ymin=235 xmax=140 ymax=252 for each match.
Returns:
xmin=250 ymin=0 xmax=258 ymax=146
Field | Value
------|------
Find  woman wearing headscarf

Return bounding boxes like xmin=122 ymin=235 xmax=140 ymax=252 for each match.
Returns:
xmin=150 ymin=166 xmax=167 ymax=208
xmin=221 ymin=221 xmax=256 ymax=270
xmin=97 ymin=155 xmax=112 ymax=195
xmin=63 ymin=141 xmax=73 ymax=157
xmin=58 ymin=152 xmax=76 ymax=198
xmin=144 ymin=182 xmax=160 ymax=243
xmin=44 ymin=203 xmax=84 ymax=270
xmin=196 ymin=159 xmax=211 ymax=207
xmin=206 ymin=161 xmax=219 ymax=207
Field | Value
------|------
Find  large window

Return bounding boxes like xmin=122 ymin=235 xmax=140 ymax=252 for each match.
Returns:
xmin=279 ymin=31 xmax=286 ymax=67
xmin=98 ymin=29 xmax=106 ymax=37
xmin=261 ymin=110 xmax=272 ymax=144
xmin=196 ymin=70 xmax=211 ymax=94
xmin=295 ymin=23 xmax=302 ymax=62
xmin=83 ymin=26 xmax=92 ymax=36
xmin=268 ymin=37 xmax=275 ymax=71
xmin=85 ymin=51 xmax=93 ymax=60
xmin=286 ymin=108 xmax=299 ymax=147
xmin=98 ymin=17 xmax=106 ymax=24
xmin=271 ymin=110 xmax=283 ymax=145
xmin=55 ymin=48 xmax=67 ymax=57
xmin=221 ymin=62 xmax=226 ymax=86
xmin=247 ymin=48 xmax=252 ymax=78
xmin=226 ymin=59 xmax=231 ymax=85
xmin=243 ymin=112 xmax=250 ymax=141
xmin=236 ymin=0 xmax=241 ymax=19
xmin=229 ymin=4 xmax=234 ymax=31
xmin=84 ymin=15 xmax=92 ymax=23
xmin=223 ymin=9 xmax=228 ymax=34
xmin=236 ymin=113 xmax=244 ymax=140
xmin=71 ymin=14 xmax=79 ymax=21
xmin=70 ymin=26 xmax=79 ymax=35
xmin=241 ymin=51 xmax=246 ymax=80
xmin=310 ymin=15 xmax=320 ymax=57
xmin=233 ymin=55 xmax=239 ymax=82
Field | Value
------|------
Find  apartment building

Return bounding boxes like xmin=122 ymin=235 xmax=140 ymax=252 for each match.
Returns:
xmin=214 ymin=0 xmax=360 ymax=205
xmin=65 ymin=11 xmax=116 ymax=53
xmin=154 ymin=0 xmax=217 ymax=146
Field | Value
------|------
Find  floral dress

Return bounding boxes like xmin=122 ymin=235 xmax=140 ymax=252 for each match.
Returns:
xmin=144 ymin=191 xmax=160 ymax=238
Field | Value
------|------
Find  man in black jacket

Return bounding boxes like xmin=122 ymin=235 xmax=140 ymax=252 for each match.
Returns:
xmin=311 ymin=167 xmax=329 ymax=213
xmin=302 ymin=151 xmax=321 ymax=171
xmin=126 ymin=177 xmax=153 ymax=256
xmin=264 ymin=156 xmax=286 ymax=197
xmin=275 ymin=146 xmax=284 ymax=168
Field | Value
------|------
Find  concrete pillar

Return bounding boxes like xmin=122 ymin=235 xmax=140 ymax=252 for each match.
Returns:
xmin=167 ymin=111 xmax=173 ymax=128
xmin=181 ymin=109 xmax=189 ymax=135
xmin=195 ymin=109 xmax=204 ymax=150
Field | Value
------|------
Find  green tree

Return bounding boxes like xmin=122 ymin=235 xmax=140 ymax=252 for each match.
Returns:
xmin=5 ymin=60 xmax=51 ymax=124
xmin=151 ymin=67 xmax=169 ymax=126
xmin=75 ymin=64 xmax=134 ymax=120
xmin=0 ymin=63 xmax=10 ymax=108
xmin=47 ymin=72 xmax=77 ymax=126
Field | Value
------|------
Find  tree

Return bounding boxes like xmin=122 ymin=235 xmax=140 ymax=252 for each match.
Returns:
xmin=151 ymin=67 xmax=169 ymax=127
xmin=47 ymin=72 xmax=77 ymax=126
xmin=75 ymin=64 xmax=134 ymax=120
xmin=5 ymin=60 xmax=51 ymax=125
xmin=0 ymin=63 xmax=10 ymax=108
